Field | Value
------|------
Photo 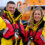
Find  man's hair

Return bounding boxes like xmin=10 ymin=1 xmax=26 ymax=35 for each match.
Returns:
xmin=7 ymin=1 xmax=15 ymax=5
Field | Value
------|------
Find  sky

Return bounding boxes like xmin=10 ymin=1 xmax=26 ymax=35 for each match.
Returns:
xmin=0 ymin=0 xmax=25 ymax=7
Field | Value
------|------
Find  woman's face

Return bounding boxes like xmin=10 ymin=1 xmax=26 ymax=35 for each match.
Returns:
xmin=34 ymin=10 xmax=42 ymax=22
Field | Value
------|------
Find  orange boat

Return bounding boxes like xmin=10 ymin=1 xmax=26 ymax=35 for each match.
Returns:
xmin=17 ymin=0 xmax=45 ymax=21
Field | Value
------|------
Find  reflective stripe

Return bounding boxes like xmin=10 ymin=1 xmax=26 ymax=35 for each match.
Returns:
xmin=40 ymin=35 xmax=45 ymax=42
xmin=3 ymin=27 xmax=8 ymax=35
xmin=4 ymin=19 xmax=10 ymax=23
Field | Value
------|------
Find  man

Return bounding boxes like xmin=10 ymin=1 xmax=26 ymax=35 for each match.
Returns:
xmin=2 ymin=1 xmax=22 ymax=24
xmin=2 ymin=1 xmax=16 ymax=45
xmin=2 ymin=1 xmax=16 ymax=23
xmin=2 ymin=1 xmax=25 ymax=45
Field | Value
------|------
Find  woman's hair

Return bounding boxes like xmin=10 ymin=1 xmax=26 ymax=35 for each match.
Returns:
xmin=28 ymin=7 xmax=44 ymax=27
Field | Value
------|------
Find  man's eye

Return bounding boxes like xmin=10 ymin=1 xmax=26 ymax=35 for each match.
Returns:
xmin=13 ymin=7 xmax=15 ymax=9
xmin=9 ymin=7 xmax=12 ymax=9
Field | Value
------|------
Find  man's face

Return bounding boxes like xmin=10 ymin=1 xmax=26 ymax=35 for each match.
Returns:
xmin=6 ymin=4 xmax=15 ymax=15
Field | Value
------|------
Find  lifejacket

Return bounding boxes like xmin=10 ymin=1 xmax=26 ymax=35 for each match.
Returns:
xmin=25 ymin=18 xmax=44 ymax=45
xmin=31 ymin=21 xmax=44 ymax=45
xmin=33 ymin=16 xmax=45 ymax=45
xmin=2 ymin=10 xmax=25 ymax=45
xmin=12 ymin=20 xmax=25 ymax=45
xmin=33 ymin=28 xmax=45 ymax=45
xmin=2 ymin=9 xmax=22 ymax=24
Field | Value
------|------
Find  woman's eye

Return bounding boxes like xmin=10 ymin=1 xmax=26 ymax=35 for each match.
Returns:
xmin=38 ymin=13 xmax=41 ymax=15
xmin=34 ymin=13 xmax=41 ymax=15
xmin=34 ymin=13 xmax=37 ymax=15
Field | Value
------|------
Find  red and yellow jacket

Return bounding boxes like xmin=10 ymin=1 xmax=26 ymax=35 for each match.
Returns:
xmin=2 ymin=10 xmax=25 ymax=45
xmin=3 ymin=19 xmax=14 ymax=39
xmin=25 ymin=15 xmax=45 ymax=45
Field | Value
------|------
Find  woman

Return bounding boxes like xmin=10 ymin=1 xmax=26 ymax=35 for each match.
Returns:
xmin=25 ymin=7 xmax=45 ymax=45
